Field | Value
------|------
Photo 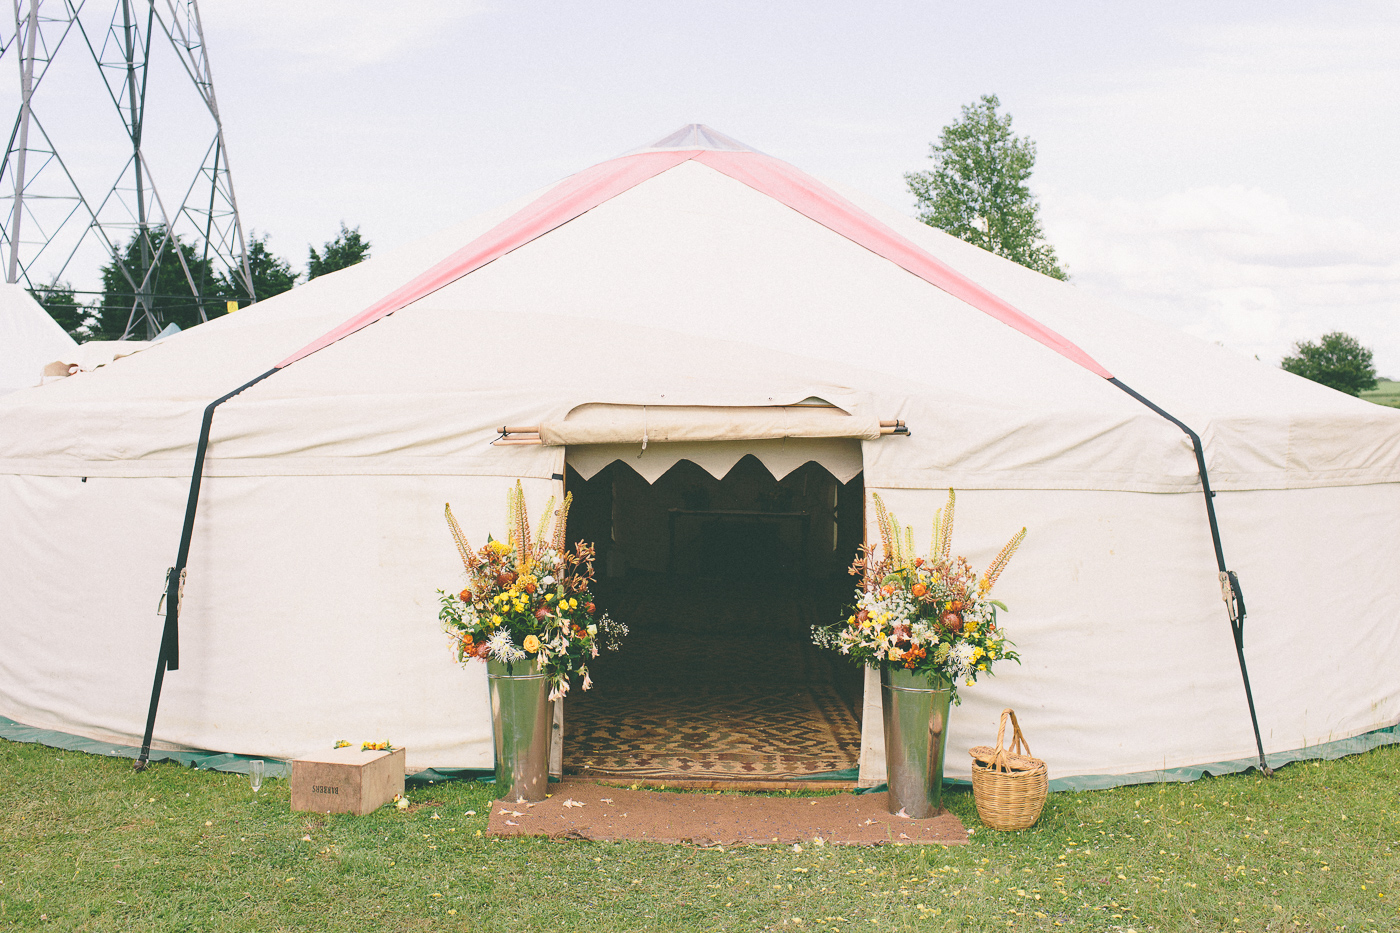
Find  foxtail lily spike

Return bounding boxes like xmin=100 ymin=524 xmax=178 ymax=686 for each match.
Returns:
xmin=536 ymin=495 xmax=556 ymax=550
xmin=872 ymin=492 xmax=894 ymax=564
xmin=937 ymin=489 xmax=956 ymax=559
xmin=982 ymin=527 xmax=1027 ymax=596
xmin=552 ymin=493 xmax=574 ymax=553
xmin=444 ymin=503 xmax=475 ymax=571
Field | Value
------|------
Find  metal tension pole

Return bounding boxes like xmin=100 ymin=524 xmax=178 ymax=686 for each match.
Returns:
xmin=1108 ymin=378 xmax=1271 ymax=776
xmin=134 ymin=368 xmax=277 ymax=770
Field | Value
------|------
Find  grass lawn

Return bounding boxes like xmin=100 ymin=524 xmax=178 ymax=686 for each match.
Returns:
xmin=1361 ymin=379 xmax=1400 ymax=409
xmin=2 ymin=739 xmax=1396 ymax=932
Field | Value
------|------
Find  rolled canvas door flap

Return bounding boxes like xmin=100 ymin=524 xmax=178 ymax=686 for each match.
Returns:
xmin=539 ymin=404 xmax=882 ymax=446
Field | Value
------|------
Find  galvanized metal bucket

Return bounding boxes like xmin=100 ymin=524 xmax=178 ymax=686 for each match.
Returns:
xmin=880 ymin=666 xmax=952 ymax=818
xmin=487 ymin=657 xmax=552 ymax=801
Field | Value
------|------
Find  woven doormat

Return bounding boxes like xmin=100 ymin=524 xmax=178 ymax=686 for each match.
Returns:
xmin=566 ymin=683 xmax=861 ymax=780
xmin=488 ymin=782 xmax=967 ymax=846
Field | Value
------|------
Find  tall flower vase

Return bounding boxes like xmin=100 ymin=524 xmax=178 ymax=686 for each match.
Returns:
xmin=880 ymin=666 xmax=953 ymax=818
xmin=487 ymin=658 xmax=552 ymax=801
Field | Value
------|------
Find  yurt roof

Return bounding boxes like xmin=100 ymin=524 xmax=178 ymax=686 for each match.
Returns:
xmin=2 ymin=126 xmax=1397 ymax=491
xmin=0 ymin=283 xmax=78 ymax=394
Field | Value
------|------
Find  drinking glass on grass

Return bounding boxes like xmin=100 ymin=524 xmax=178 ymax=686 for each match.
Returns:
xmin=249 ymin=760 xmax=264 ymax=793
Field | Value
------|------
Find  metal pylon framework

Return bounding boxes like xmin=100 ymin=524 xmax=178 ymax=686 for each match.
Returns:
xmin=1 ymin=0 xmax=253 ymax=338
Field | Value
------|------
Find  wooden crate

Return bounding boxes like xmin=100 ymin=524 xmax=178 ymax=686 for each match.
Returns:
xmin=290 ymin=746 xmax=405 ymax=815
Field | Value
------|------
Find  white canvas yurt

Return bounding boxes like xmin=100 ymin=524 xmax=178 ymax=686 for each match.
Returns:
xmin=2 ymin=126 xmax=1398 ymax=787
xmin=0 ymin=282 xmax=78 ymax=395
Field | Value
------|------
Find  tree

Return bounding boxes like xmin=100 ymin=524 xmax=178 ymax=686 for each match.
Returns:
xmin=29 ymin=278 xmax=96 ymax=340
xmin=1280 ymin=332 xmax=1378 ymax=396
xmin=307 ymin=223 xmax=370 ymax=280
xmin=92 ymin=227 xmax=223 ymax=339
xmin=905 ymin=94 xmax=1068 ymax=280
xmin=223 ymin=232 xmax=298 ymax=304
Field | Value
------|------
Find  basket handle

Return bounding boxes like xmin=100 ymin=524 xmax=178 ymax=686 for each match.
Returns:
xmin=991 ymin=708 xmax=1033 ymax=773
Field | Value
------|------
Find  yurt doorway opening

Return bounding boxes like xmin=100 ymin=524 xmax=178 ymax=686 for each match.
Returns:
xmin=561 ymin=453 xmax=866 ymax=784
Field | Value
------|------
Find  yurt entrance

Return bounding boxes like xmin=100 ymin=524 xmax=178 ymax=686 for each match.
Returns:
xmin=560 ymin=449 xmax=866 ymax=785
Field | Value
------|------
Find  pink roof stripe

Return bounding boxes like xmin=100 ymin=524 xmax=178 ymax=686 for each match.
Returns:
xmin=276 ymin=145 xmax=1112 ymax=380
xmin=696 ymin=150 xmax=1113 ymax=379
xmin=275 ymin=149 xmax=698 ymax=368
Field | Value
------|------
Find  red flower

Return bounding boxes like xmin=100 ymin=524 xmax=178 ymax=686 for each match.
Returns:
xmin=939 ymin=611 xmax=964 ymax=633
xmin=584 ymin=602 xmax=595 ymax=614
xmin=458 ymin=588 xmax=472 ymax=601
xmin=534 ymin=607 xmax=551 ymax=621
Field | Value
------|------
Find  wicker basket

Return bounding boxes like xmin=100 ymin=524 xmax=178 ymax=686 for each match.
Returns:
xmin=969 ymin=708 xmax=1048 ymax=831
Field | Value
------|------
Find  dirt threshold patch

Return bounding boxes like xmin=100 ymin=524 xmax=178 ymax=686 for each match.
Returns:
xmin=486 ymin=781 xmax=967 ymax=846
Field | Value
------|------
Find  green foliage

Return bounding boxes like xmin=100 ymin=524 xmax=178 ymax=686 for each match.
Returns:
xmin=1360 ymin=378 xmax=1400 ymax=409
xmin=28 ymin=278 xmax=94 ymax=341
xmin=224 ymin=232 xmax=298 ymax=304
xmin=1280 ymin=331 xmax=1378 ymax=396
xmin=2 ymin=737 xmax=1397 ymax=931
xmin=307 ymin=223 xmax=371 ymax=280
xmin=92 ymin=226 xmax=225 ymax=339
xmin=906 ymin=94 xmax=1068 ymax=280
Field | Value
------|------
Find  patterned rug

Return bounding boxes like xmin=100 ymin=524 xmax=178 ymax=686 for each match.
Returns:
xmin=564 ymin=574 xmax=863 ymax=780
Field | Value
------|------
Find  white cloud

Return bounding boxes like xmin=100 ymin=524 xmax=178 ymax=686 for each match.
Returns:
xmin=197 ymin=1 xmax=487 ymax=71
xmin=1043 ymin=185 xmax=1400 ymax=376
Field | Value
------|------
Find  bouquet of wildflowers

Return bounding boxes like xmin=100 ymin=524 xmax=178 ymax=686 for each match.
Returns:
xmin=438 ymin=482 xmax=626 ymax=699
xmin=812 ymin=489 xmax=1024 ymax=703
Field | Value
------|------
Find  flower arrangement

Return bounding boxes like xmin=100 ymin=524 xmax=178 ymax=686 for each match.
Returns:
xmin=812 ymin=489 xmax=1025 ymax=703
xmin=438 ymin=481 xmax=626 ymax=700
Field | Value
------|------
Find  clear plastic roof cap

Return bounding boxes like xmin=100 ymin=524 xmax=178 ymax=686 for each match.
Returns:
xmin=629 ymin=124 xmax=758 ymax=154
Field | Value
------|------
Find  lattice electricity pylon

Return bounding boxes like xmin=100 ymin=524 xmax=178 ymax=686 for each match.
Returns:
xmin=1 ymin=0 xmax=253 ymax=338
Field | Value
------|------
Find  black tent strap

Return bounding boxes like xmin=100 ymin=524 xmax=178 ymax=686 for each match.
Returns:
xmin=134 ymin=368 xmax=278 ymax=769
xmin=1108 ymin=377 xmax=1270 ymax=775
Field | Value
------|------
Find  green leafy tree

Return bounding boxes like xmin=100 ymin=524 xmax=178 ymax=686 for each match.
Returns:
xmin=93 ymin=227 xmax=223 ymax=339
xmin=906 ymin=94 xmax=1067 ymax=280
xmin=29 ymin=278 xmax=95 ymax=340
xmin=223 ymin=232 xmax=299 ymax=304
xmin=307 ymin=223 xmax=370 ymax=280
xmin=1280 ymin=332 xmax=1378 ymax=396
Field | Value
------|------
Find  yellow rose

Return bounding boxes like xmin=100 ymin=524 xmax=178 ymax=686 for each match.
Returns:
xmin=523 ymin=635 xmax=541 ymax=653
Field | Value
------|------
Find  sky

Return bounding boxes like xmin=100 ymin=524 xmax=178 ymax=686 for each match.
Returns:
xmin=8 ymin=1 xmax=1400 ymax=374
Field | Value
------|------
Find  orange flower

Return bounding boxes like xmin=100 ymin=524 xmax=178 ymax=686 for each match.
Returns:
xmin=880 ymin=585 xmax=894 ymax=597
xmin=912 ymin=583 xmax=927 ymax=598
xmin=459 ymin=588 xmax=472 ymax=601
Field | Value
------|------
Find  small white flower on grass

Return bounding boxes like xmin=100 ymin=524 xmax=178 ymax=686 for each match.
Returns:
xmin=792 ymin=844 xmax=803 ymax=853
xmin=465 ymin=810 xmax=476 ymax=816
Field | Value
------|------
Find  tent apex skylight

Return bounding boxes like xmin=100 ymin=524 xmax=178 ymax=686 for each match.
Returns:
xmin=629 ymin=123 xmax=758 ymax=154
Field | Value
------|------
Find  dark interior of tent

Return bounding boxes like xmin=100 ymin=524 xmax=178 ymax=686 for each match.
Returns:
xmin=562 ymin=455 xmax=866 ymax=783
